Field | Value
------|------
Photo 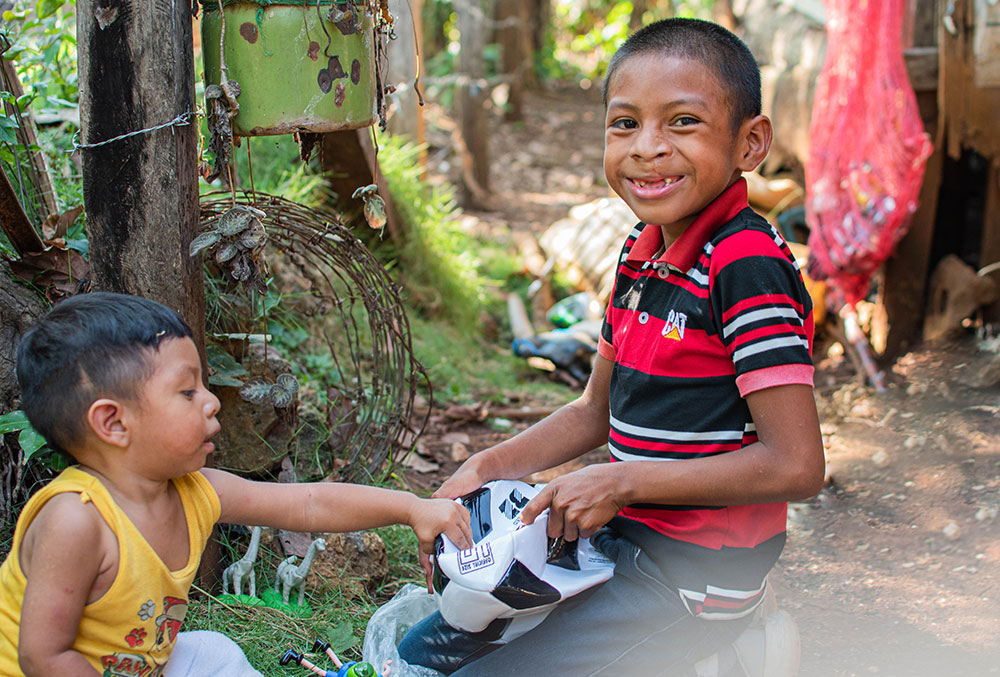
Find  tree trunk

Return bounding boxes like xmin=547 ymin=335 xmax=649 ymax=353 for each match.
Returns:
xmin=457 ymin=0 xmax=491 ymax=207
xmin=77 ymin=0 xmax=216 ymax=585
xmin=0 ymin=266 xmax=46 ymax=414
xmin=77 ymin=0 xmax=204 ymax=335
xmin=497 ymin=0 xmax=533 ymax=120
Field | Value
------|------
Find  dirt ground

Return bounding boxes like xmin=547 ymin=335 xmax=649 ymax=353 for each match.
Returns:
xmin=404 ymin=87 xmax=1000 ymax=676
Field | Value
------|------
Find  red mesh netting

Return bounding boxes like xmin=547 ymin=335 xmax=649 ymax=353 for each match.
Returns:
xmin=804 ymin=0 xmax=933 ymax=306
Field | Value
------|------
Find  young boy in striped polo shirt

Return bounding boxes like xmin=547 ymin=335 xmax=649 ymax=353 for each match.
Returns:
xmin=399 ymin=17 xmax=824 ymax=677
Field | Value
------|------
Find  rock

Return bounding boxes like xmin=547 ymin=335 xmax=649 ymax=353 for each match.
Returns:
xmin=942 ymin=521 xmax=961 ymax=541
xmin=305 ymin=530 xmax=388 ymax=598
xmin=449 ymin=442 xmax=471 ymax=463
xmin=441 ymin=432 xmax=471 ymax=445
xmin=975 ymin=506 xmax=998 ymax=521
xmin=403 ymin=450 xmax=440 ymax=473
xmin=903 ymin=435 xmax=926 ymax=449
xmin=211 ymin=347 xmax=299 ymax=474
xmin=966 ymin=353 xmax=1000 ymax=389
xmin=871 ymin=450 xmax=890 ymax=468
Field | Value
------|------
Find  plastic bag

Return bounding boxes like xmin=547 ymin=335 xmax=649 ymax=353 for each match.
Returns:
xmin=804 ymin=0 xmax=932 ymax=305
xmin=362 ymin=584 xmax=443 ymax=677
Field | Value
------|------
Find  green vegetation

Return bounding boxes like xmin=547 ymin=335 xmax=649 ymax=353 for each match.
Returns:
xmin=189 ymin=523 xmax=425 ymax=672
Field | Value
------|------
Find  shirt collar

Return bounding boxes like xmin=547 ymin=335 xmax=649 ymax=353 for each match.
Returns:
xmin=625 ymin=177 xmax=750 ymax=272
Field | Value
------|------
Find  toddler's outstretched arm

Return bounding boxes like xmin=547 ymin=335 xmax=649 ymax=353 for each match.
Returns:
xmin=204 ymin=470 xmax=473 ymax=555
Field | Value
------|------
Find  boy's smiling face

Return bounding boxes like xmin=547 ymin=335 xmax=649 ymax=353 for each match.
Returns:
xmin=604 ymin=53 xmax=767 ymax=241
xmin=124 ymin=337 xmax=221 ymax=478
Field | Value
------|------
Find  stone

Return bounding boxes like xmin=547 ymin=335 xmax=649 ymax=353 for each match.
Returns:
xmin=210 ymin=346 xmax=299 ymax=473
xmin=304 ymin=530 xmax=388 ymax=598
xmin=871 ymin=450 xmax=890 ymax=468
xmin=449 ymin=442 xmax=471 ymax=463
xmin=942 ymin=521 xmax=961 ymax=541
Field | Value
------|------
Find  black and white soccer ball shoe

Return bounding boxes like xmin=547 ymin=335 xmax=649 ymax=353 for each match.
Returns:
xmin=432 ymin=480 xmax=615 ymax=644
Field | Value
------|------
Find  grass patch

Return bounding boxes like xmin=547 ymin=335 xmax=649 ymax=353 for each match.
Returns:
xmin=408 ymin=310 xmax=576 ymax=407
xmin=186 ymin=522 xmax=425 ymax=673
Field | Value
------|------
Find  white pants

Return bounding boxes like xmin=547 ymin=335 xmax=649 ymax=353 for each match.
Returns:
xmin=163 ymin=630 xmax=262 ymax=676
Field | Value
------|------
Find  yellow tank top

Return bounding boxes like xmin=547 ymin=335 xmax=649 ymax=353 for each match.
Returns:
xmin=0 ymin=466 xmax=220 ymax=675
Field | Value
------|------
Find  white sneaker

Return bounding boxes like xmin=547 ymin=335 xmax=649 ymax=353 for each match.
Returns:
xmin=694 ymin=610 xmax=800 ymax=677
xmin=732 ymin=610 xmax=801 ymax=677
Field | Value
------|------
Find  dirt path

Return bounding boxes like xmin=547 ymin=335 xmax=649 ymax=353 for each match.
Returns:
xmin=412 ymin=87 xmax=1000 ymax=677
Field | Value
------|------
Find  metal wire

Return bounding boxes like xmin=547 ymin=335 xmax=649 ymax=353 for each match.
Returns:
xmin=200 ymin=192 xmax=430 ymax=483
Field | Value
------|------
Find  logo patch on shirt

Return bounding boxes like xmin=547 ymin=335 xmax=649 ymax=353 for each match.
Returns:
xmin=663 ymin=309 xmax=687 ymax=341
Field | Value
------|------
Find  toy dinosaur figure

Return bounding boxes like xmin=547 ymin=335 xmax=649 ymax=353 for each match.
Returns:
xmin=275 ymin=537 xmax=326 ymax=606
xmin=222 ymin=525 xmax=262 ymax=597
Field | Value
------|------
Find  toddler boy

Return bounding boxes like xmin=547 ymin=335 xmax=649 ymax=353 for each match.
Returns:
xmin=0 ymin=292 xmax=473 ymax=676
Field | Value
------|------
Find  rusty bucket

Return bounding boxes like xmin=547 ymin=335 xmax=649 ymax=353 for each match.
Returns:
xmin=201 ymin=0 xmax=379 ymax=136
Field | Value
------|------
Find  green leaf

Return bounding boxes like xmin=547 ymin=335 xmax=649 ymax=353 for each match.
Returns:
xmin=36 ymin=0 xmax=64 ymax=20
xmin=0 ymin=410 xmax=31 ymax=435
xmin=324 ymin=620 xmax=358 ymax=652
xmin=206 ymin=345 xmax=248 ymax=387
xmin=18 ymin=426 xmax=48 ymax=460
xmin=0 ymin=116 xmax=19 ymax=145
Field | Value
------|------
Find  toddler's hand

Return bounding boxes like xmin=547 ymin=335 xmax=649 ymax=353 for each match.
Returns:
xmin=410 ymin=496 xmax=472 ymax=556
xmin=410 ymin=497 xmax=471 ymax=593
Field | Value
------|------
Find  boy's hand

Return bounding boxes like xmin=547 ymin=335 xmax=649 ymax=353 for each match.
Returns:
xmin=431 ymin=458 xmax=487 ymax=500
xmin=519 ymin=463 xmax=627 ymax=541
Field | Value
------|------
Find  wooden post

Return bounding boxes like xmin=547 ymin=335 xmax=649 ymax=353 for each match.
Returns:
xmin=0 ymin=169 xmax=45 ymax=255
xmin=873 ymin=0 xmax=943 ymax=358
xmin=77 ymin=0 xmax=216 ymax=584
xmin=1 ymin=59 xmax=59 ymax=222
xmin=77 ymin=0 xmax=204 ymax=335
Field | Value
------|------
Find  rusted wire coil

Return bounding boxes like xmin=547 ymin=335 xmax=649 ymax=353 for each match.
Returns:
xmin=200 ymin=192 xmax=429 ymax=482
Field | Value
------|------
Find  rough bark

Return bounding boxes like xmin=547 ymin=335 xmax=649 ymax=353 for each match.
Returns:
xmin=0 ymin=267 xmax=46 ymax=414
xmin=77 ymin=0 xmax=204 ymax=338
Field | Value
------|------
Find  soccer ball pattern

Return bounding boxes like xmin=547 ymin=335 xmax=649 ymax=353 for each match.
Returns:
xmin=433 ymin=480 xmax=615 ymax=643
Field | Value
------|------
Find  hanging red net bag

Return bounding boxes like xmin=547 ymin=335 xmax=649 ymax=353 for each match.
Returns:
xmin=804 ymin=0 xmax=934 ymax=308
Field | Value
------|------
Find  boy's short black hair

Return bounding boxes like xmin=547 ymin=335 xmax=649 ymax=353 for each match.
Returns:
xmin=15 ymin=292 xmax=192 ymax=455
xmin=603 ymin=18 xmax=762 ymax=132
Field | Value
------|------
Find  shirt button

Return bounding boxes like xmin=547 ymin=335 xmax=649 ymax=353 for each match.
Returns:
xmin=657 ymin=267 xmax=669 ymax=279
xmin=639 ymin=312 xmax=649 ymax=324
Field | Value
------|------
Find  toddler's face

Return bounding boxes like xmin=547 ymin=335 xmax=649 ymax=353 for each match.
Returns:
xmin=603 ymin=54 xmax=746 ymax=240
xmin=126 ymin=337 xmax=221 ymax=478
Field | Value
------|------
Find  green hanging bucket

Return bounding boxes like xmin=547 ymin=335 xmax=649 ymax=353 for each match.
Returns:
xmin=201 ymin=0 xmax=379 ymax=136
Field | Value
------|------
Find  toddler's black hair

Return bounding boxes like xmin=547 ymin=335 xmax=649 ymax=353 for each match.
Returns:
xmin=603 ymin=18 xmax=762 ymax=133
xmin=15 ymin=292 xmax=192 ymax=455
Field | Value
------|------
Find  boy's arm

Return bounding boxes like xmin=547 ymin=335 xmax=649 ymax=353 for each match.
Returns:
xmin=433 ymin=354 xmax=614 ymax=500
xmin=18 ymin=494 xmax=105 ymax=675
xmin=520 ymin=383 xmax=825 ymax=541
xmin=203 ymin=470 xmax=473 ymax=555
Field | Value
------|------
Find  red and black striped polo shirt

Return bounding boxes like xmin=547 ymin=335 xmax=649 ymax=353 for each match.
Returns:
xmin=597 ymin=178 xmax=815 ymax=618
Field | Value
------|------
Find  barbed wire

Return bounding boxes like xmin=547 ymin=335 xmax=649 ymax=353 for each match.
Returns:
xmin=70 ymin=110 xmax=201 ymax=152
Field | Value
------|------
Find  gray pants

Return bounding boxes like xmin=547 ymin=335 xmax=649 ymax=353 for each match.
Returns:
xmin=398 ymin=517 xmax=753 ymax=676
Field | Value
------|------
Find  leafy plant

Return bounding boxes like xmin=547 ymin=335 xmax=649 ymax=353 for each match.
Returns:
xmin=0 ymin=410 xmax=48 ymax=461
xmin=0 ymin=410 xmax=68 ymax=474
